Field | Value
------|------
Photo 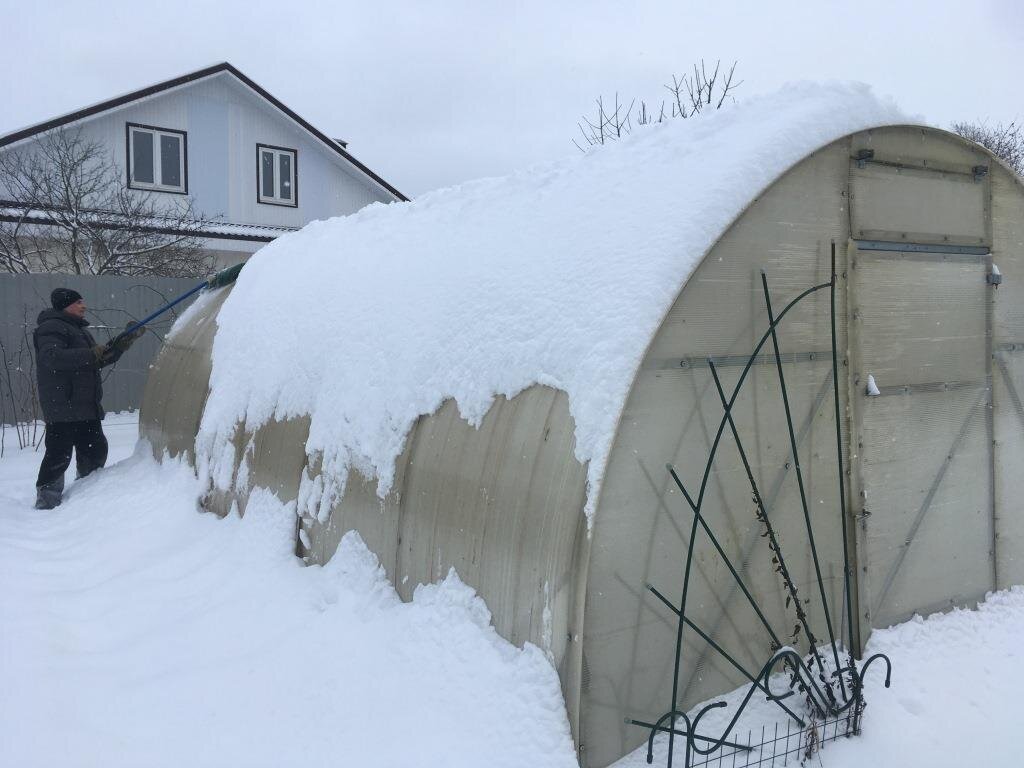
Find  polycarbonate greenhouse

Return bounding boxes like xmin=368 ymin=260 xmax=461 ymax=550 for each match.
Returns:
xmin=141 ymin=114 xmax=1024 ymax=767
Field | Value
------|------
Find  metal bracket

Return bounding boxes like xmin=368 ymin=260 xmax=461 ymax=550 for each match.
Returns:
xmin=855 ymin=149 xmax=874 ymax=169
xmin=973 ymin=165 xmax=989 ymax=183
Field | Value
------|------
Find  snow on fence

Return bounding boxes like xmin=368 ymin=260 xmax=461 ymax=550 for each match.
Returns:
xmin=0 ymin=273 xmax=199 ymax=428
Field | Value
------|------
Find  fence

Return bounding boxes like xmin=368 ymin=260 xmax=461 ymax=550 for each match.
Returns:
xmin=0 ymin=273 xmax=201 ymax=427
xmin=686 ymin=714 xmax=860 ymax=768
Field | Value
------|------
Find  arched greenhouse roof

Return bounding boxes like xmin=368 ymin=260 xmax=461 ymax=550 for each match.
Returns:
xmin=194 ymin=81 xmax=907 ymax=524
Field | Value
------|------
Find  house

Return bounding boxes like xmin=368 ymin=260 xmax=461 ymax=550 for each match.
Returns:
xmin=0 ymin=62 xmax=407 ymax=270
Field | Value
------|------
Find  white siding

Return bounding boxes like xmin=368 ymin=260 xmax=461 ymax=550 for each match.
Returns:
xmin=1 ymin=72 xmax=397 ymax=232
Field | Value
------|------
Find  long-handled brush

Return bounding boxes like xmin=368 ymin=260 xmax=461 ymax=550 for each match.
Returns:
xmin=105 ymin=262 xmax=245 ymax=349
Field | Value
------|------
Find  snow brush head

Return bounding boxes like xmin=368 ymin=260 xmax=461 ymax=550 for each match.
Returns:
xmin=207 ymin=262 xmax=245 ymax=290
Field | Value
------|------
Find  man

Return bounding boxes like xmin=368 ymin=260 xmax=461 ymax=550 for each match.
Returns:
xmin=32 ymin=288 xmax=144 ymax=509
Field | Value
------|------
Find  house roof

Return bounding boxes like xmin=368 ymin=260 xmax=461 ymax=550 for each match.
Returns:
xmin=0 ymin=62 xmax=407 ymax=201
xmin=0 ymin=202 xmax=297 ymax=244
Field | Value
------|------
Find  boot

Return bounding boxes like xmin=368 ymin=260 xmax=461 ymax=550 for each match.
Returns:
xmin=34 ymin=478 xmax=64 ymax=510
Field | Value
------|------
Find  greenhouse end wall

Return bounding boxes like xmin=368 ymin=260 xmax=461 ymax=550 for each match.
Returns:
xmin=583 ymin=135 xmax=855 ymax=767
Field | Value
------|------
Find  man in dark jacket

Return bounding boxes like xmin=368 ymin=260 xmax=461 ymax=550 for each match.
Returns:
xmin=32 ymin=288 xmax=144 ymax=509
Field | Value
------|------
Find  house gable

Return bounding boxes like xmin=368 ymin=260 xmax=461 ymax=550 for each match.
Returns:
xmin=0 ymin=63 xmax=406 ymax=205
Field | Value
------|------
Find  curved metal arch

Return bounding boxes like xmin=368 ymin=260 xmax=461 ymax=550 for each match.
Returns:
xmin=632 ymin=244 xmax=894 ymax=766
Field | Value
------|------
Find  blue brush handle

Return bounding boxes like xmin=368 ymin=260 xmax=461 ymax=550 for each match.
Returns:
xmin=108 ymin=280 xmax=207 ymax=347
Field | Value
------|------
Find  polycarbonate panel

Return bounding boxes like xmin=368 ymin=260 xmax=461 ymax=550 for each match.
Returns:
xmin=851 ymin=164 xmax=987 ymax=246
xmin=850 ymin=245 xmax=994 ymax=630
xmin=583 ymin=138 xmax=854 ymax=767
xmin=227 ymin=416 xmax=312 ymax=517
xmin=991 ymin=164 xmax=1024 ymax=587
xmin=140 ymin=286 xmax=234 ymax=460
xmin=302 ymin=387 xmax=590 ymax=744
xmin=848 ymin=126 xmax=991 ymax=248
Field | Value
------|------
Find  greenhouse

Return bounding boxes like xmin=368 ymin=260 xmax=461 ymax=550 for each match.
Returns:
xmin=139 ymin=83 xmax=1024 ymax=767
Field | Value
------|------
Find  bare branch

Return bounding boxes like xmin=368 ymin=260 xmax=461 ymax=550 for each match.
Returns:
xmin=573 ymin=60 xmax=741 ymax=151
xmin=0 ymin=128 xmax=214 ymax=276
xmin=952 ymin=120 xmax=1024 ymax=176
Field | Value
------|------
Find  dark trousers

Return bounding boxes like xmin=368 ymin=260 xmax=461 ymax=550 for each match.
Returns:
xmin=36 ymin=420 xmax=108 ymax=489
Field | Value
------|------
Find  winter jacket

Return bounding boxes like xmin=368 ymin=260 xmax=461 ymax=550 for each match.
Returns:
xmin=33 ymin=309 xmax=122 ymax=424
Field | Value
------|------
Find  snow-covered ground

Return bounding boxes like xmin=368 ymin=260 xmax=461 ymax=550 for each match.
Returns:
xmin=0 ymin=415 xmax=576 ymax=768
xmin=1 ymin=414 xmax=1021 ymax=767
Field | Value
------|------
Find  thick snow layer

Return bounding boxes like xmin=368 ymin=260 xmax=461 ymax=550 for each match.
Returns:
xmin=2 ymin=419 xmax=1022 ymax=766
xmin=0 ymin=418 xmax=576 ymax=768
xmin=200 ymin=82 xmax=907 ymax=523
xmin=166 ymin=285 xmax=220 ymax=339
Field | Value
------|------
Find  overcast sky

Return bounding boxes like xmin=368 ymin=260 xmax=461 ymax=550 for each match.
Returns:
xmin=2 ymin=0 xmax=1021 ymax=197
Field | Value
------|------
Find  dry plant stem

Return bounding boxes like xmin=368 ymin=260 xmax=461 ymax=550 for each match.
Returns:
xmin=574 ymin=59 xmax=742 ymax=150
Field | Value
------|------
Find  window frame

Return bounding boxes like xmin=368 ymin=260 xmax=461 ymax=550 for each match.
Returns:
xmin=125 ymin=122 xmax=188 ymax=194
xmin=256 ymin=143 xmax=298 ymax=208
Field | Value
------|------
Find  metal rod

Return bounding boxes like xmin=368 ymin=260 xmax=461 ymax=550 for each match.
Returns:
xmin=693 ymin=370 xmax=835 ymax=689
xmin=658 ymin=350 xmax=831 ymax=371
xmin=679 ymin=281 xmax=832 ymax=517
xmin=667 ymin=483 xmax=704 ymax=768
xmin=853 ymin=238 xmax=990 ymax=256
xmin=667 ymin=465 xmax=786 ymax=651
xmin=872 ymin=378 xmax=986 ymax=397
xmin=647 ymin=583 xmax=806 ymax=727
xmin=707 ymin=359 xmax=832 ymax=699
xmin=760 ymin=270 xmax=840 ymax=687
xmin=633 ymin=460 xmax=762 ymax=670
xmin=683 ymin=649 xmax=845 ymax=759
xmin=627 ymin=718 xmax=751 ymax=751
xmin=648 ymin=709 xmax=695 ymax=767
xmin=830 ymin=241 xmax=857 ymax=686
xmin=638 ymin=277 xmax=845 ymax=765
xmin=985 ymin=252 xmax=998 ymax=592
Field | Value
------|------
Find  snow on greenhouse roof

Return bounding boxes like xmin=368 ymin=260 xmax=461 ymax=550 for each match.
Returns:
xmin=196 ymin=81 xmax=907 ymax=524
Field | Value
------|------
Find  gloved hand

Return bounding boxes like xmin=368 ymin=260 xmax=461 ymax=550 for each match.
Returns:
xmin=92 ymin=345 xmax=116 ymax=364
xmin=110 ymin=325 xmax=146 ymax=353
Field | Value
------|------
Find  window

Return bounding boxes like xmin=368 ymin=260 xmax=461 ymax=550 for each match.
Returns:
xmin=126 ymin=123 xmax=187 ymax=193
xmin=257 ymin=144 xmax=297 ymax=207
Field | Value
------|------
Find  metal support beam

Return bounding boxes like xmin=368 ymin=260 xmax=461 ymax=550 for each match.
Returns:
xmin=853 ymin=239 xmax=990 ymax=257
xmin=873 ymin=379 xmax=987 ymax=397
xmin=645 ymin=350 xmax=831 ymax=372
xmin=986 ymin=253 xmax=998 ymax=591
xmin=995 ymin=357 xmax=1024 ymax=431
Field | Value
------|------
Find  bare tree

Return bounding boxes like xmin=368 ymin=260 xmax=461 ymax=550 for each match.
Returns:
xmin=0 ymin=307 xmax=43 ymax=455
xmin=0 ymin=129 xmax=214 ymax=276
xmin=952 ymin=120 xmax=1024 ymax=176
xmin=575 ymin=59 xmax=741 ymax=151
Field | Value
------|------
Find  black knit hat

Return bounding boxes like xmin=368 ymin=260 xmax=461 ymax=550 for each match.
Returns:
xmin=51 ymin=288 xmax=83 ymax=311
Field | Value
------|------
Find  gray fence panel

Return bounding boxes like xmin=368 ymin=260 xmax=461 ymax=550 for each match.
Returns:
xmin=1 ymin=274 xmax=201 ymax=425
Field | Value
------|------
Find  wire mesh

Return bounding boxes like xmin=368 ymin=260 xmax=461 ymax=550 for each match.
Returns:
xmin=688 ymin=714 xmax=859 ymax=768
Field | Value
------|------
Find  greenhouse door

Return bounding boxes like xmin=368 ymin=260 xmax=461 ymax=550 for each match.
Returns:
xmin=848 ymin=240 xmax=995 ymax=632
